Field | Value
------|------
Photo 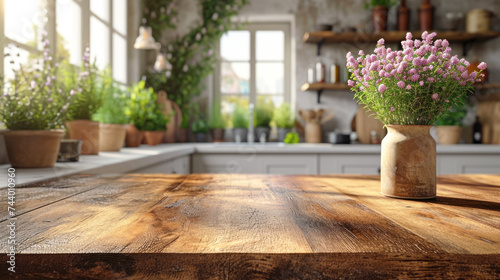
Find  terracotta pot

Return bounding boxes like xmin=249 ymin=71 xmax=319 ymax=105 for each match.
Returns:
xmin=419 ymin=0 xmax=434 ymax=31
xmin=373 ymin=6 xmax=388 ymax=33
xmin=176 ymin=128 xmax=187 ymax=143
xmin=212 ymin=128 xmax=225 ymax=142
xmin=65 ymin=120 xmax=100 ymax=155
xmin=398 ymin=0 xmax=410 ymax=31
xmin=99 ymin=123 xmax=127 ymax=151
xmin=1 ymin=130 xmax=64 ymax=168
xmin=381 ymin=125 xmax=436 ymax=199
xmin=125 ymin=125 xmax=145 ymax=147
xmin=435 ymin=126 xmax=463 ymax=144
xmin=144 ymin=131 xmax=165 ymax=146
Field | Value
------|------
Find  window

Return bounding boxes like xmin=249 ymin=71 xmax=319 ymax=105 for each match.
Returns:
xmin=1 ymin=0 xmax=128 ymax=84
xmin=216 ymin=22 xmax=291 ymax=127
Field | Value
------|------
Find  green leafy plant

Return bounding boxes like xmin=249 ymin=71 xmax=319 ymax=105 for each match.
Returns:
xmin=434 ymin=103 xmax=467 ymax=126
xmin=232 ymin=106 xmax=248 ymax=129
xmin=125 ymin=80 xmax=168 ymax=131
xmin=209 ymin=101 xmax=226 ymax=129
xmin=347 ymin=32 xmax=486 ymax=125
xmin=364 ymin=0 xmax=398 ymax=9
xmin=191 ymin=118 xmax=209 ymax=133
xmin=0 ymin=35 xmax=73 ymax=130
xmin=63 ymin=46 xmax=104 ymax=121
xmin=274 ymin=103 xmax=295 ymax=129
xmin=284 ymin=132 xmax=300 ymax=144
xmin=143 ymin=0 xmax=249 ymax=119
xmin=254 ymin=97 xmax=274 ymax=127
xmin=92 ymin=72 xmax=129 ymax=124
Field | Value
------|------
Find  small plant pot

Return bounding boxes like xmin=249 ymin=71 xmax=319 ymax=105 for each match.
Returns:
xmin=65 ymin=120 xmax=100 ymax=155
xmin=195 ymin=132 xmax=208 ymax=143
xmin=255 ymin=127 xmax=271 ymax=142
xmin=144 ymin=131 xmax=165 ymax=146
xmin=125 ymin=125 xmax=145 ymax=147
xmin=212 ymin=128 xmax=225 ymax=142
xmin=233 ymin=128 xmax=248 ymax=142
xmin=58 ymin=139 xmax=82 ymax=162
xmin=99 ymin=124 xmax=127 ymax=151
xmin=435 ymin=126 xmax=463 ymax=144
xmin=277 ymin=128 xmax=292 ymax=142
xmin=1 ymin=130 xmax=64 ymax=168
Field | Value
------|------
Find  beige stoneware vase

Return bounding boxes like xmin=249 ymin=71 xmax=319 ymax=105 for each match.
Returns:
xmin=381 ymin=125 xmax=436 ymax=199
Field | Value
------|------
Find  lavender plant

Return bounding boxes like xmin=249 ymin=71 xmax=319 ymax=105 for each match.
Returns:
xmin=0 ymin=33 xmax=73 ymax=130
xmin=346 ymin=31 xmax=487 ymax=125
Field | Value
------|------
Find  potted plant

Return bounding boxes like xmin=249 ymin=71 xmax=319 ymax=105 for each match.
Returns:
xmin=192 ymin=118 xmax=210 ymax=142
xmin=210 ymin=102 xmax=226 ymax=142
xmin=365 ymin=0 xmax=398 ymax=33
xmin=434 ymin=103 xmax=467 ymax=145
xmin=254 ymin=98 xmax=274 ymax=142
xmin=92 ymin=71 xmax=129 ymax=151
xmin=232 ymin=106 xmax=248 ymax=142
xmin=347 ymin=31 xmax=486 ymax=199
xmin=143 ymin=108 xmax=168 ymax=146
xmin=0 ymin=34 xmax=72 ymax=168
xmin=274 ymin=103 xmax=295 ymax=142
xmin=62 ymin=46 xmax=104 ymax=155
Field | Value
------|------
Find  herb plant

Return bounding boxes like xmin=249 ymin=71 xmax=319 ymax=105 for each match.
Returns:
xmin=0 ymin=34 xmax=73 ymax=130
xmin=126 ymin=80 xmax=168 ymax=131
xmin=284 ymin=132 xmax=300 ymax=144
xmin=232 ymin=106 xmax=248 ymax=129
xmin=347 ymin=31 xmax=486 ymax=125
xmin=254 ymin=97 xmax=274 ymax=127
xmin=274 ymin=103 xmax=295 ymax=129
xmin=191 ymin=118 xmax=209 ymax=133
xmin=364 ymin=0 xmax=398 ymax=9
xmin=92 ymin=70 xmax=129 ymax=124
xmin=434 ymin=102 xmax=467 ymax=126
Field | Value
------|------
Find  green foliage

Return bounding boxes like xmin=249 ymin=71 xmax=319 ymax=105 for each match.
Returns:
xmin=92 ymin=72 xmax=129 ymax=124
xmin=143 ymin=0 xmax=249 ymax=118
xmin=364 ymin=0 xmax=398 ymax=9
xmin=62 ymin=47 xmax=104 ymax=121
xmin=210 ymin=102 xmax=226 ymax=129
xmin=273 ymin=103 xmax=295 ymax=129
xmin=232 ymin=106 xmax=248 ymax=129
xmin=434 ymin=102 xmax=468 ymax=126
xmin=191 ymin=118 xmax=209 ymax=133
xmin=0 ymin=40 xmax=72 ymax=130
xmin=125 ymin=81 xmax=169 ymax=131
xmin=284 ymin=132 xmax=300 ymax=144
xmin=254 ymin=96 xmax=274 ymax=127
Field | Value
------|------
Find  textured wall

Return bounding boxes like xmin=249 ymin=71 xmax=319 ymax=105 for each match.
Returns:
xmin=237 ymin=0 xmax=500 ymax=135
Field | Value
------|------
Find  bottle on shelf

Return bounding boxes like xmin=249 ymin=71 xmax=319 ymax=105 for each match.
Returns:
xmin=473 ymin=116 xmax=483 ymax=144
xmin=315 ymin=57 xmax=325 ymax=83
xmin=330 ymin=62 xmax=339 ymax=84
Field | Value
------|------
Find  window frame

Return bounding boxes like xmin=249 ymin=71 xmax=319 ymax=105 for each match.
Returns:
xmin=214 ymin=16 xmax=295 ymax=115
xmin=0 ymin=0 xmax=128 ymax=85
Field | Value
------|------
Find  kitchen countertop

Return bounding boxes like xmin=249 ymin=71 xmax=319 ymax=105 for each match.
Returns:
xmin=1 ymin=174 xmax=498 ymax=279
xmin=1 ymin=143 xmax=499 ymax=188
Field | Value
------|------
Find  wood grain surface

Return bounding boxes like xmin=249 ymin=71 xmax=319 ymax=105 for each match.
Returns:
xmin=1 ymin=174 xmax=499 ymax=279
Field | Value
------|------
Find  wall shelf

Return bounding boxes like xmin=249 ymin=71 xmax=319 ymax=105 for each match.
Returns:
xmin=303 ymin=30 xmax=500 ymax=56
xmin=301 ymin=83 xmax=351 ymax=103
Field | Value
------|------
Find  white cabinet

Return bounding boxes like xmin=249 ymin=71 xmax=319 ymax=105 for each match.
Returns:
xmin=319 ymin=155 xmax=381 ymax=175
xmin=192 ymin=154 xmax=318 ymax=175
xmin=437 ymin=155 xmax=500 ymax=175
xmin=133 ymin=156 xmax=190 ymax=174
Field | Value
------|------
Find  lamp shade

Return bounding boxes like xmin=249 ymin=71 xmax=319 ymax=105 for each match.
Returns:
xmin=134 ymin=26 xmax=161 ymax=50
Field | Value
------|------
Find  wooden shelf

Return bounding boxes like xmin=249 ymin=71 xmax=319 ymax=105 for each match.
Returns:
xmin=474 ymin=83 xmax=500 ymax=90
xmin=303 ymin=30 xmax=500 ymax=44
xmin=301 ymin=82 xmax=350 ymax=91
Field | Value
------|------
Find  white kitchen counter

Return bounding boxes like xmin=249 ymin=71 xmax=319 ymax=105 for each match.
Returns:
xmin=1 ymin=143 xmax=499 ymax=188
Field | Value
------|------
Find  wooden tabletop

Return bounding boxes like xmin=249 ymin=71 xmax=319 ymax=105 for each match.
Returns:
xmin=1 ymin=174 xmax=499 ymax=279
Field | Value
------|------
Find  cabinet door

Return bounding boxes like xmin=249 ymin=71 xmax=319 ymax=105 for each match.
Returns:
xmin=438 ymin=155 xmax=500 ymax=175
xmin=320 ymin=155 xmax=381 ymax=175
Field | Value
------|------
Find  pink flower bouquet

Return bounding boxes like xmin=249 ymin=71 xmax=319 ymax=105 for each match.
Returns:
xmin=346 ymin=31 xmax=487 ymax=125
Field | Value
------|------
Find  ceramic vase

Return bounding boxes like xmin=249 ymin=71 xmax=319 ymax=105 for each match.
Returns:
xmin=398 ymin=0 xmax=410 ymax=31
xmin=373 ymin=6 xmax=389 ymax=33
xmin=419 ymin=0 xmax=434 ymax=31
xmin=1 ymin=130 xmax=64 ymax=168
xmin=381 ymin=125 xmax=436 ymax=199
xmin=65 ymin=120 xmax=100 ymax=155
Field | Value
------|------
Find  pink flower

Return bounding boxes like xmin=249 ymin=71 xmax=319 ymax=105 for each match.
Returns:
xmin=478 ymin=62 xmax=487 ymax=70
xmin=432 ymin=93 xmax=439 ymax=100
xmin=406 ymin=85 xmax=412 ymax=90
xmin=377 ymin=38 xmax=385 ymax=46
xmin=419 ymin=81 xmax=424 ymax=86
xmin=358 ymin=50 xmax=364 ymax=56
xmin=348 ymin=80 xmax=355 ymax=86
xmin=405 ymin=32 xmax=412 ymax=40
xmin=397 ymin=81 xmax=405 ymax=88
xmin=445 ymin=100 xmax=449 ymax=103
xmin=378 ymin=84 xmax=387 ymax=93
xmin=390 ymin=106 xmax=395 ymax=112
